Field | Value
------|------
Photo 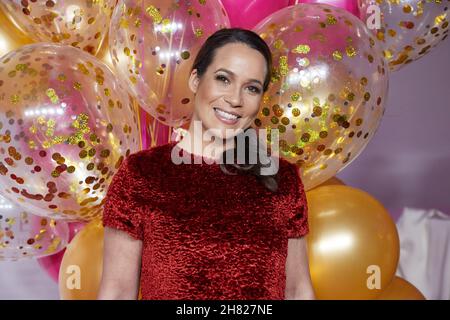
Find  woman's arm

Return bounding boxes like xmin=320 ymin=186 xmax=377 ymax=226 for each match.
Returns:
xmin=285 ymin=236 xmax=316 ymax=300
xmin=97 ymin=227 xmax=143 ymax=300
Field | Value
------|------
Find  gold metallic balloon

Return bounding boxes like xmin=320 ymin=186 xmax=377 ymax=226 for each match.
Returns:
xmin=376 ymin=276 xmax=426 ymax=300
xmin=58 ymin=218 xmax=142 ymax=300
xmin=0 ymin=0 xmax=116 ymax=56
xmin=359 ymin=0 xmax=449 ymax=72
xmin=0 ymin=194 xmax=69 ymax=261
xmin=0 ymin=43 xmax=141 ymax=221
xmin=252 ymin=3 xmax=389 ymax=190
xmin=305 ymin=185 xmax=400 ymax=299
xmin=313 ymin=176 xmax=345 ymax=189
xmin=109 ymin=0 xmax=230 ymax=127
xmin=0 ymin=6 xmax=33 ymax=58
xmin=59 ymin=218 xmax=103 ymax=300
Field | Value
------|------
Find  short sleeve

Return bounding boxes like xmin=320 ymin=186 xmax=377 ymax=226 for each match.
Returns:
xmin=286 ymin=164 xmax=309 ymax=238
xmin=102 ymin=155 xmax=143 ymax=240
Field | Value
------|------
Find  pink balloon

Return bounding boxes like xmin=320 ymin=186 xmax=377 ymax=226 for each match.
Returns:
xmin=288 ymin=0 xmax=360 ymax=17
xmin=221 ymin=0 xmax=290 ymax=29
xmin=37 ymin=222 xmax=86 ymax=282
xmin=139 ymin=108 xmax=173 ymax=150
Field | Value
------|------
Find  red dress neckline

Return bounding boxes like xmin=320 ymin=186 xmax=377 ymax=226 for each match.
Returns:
xmin=170 ymin=140 xmax=227 ymax=164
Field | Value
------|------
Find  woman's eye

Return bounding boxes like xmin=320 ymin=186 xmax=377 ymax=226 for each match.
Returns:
xmin=215 ymin=75 xmax=229 ymax=83
xmin=248 ymin=86 xmax=261 ymax=94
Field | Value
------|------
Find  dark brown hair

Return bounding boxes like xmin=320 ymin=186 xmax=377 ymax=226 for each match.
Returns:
xmin=190 ymin=28 xmax=278 ymax=192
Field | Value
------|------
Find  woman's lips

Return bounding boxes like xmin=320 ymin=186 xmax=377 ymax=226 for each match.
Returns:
xmin=213 ymin=107 xmax=241 ymax=125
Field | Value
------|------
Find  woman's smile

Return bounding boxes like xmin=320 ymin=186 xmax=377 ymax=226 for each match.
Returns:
xmin=213 ymin=107 xmax=242 ymax=125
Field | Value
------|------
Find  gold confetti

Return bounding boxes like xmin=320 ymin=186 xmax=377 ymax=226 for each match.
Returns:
xmin=161 ymin=18 xmax=173 ymax=33
xmin=134 ymin=18 xmax=141 ymax=28
xmin=146 ymin=5 xmax=162 ymax=24
xmin=16 ymin=63 xmax=27 ymax=71
xmin=46 ymin=88 xmax=59 ymax=104
xmin=403 ymin=4 xmax=413 ymax=14
xmin=195 ymin=28 xmax=204 ymax=37
xmin=279 ymin=56 xmax=289 ymax=76
xmin=291 ymin=92 xmax=301 ymax=101
xmin=119 ymin=17 xmax=129 ymax=29
xmin=44 ymin=237 xmax=61 ymax=255
xmin=274 ymin=39 xmax=284 ymax=50
xmin=346 ymin=46 xmax=357 ymax=57
xmin=73 ymin=82 xmax=82 ymax=90
xmin=313 ymin=97 xmax=320 ymax=106
xmin=46 ymin=119 xmax=56 ymax=136
xmin=292 ymin=44 xmax=310 ymax=54
xmin=435 ymin=13 xmax=447 ymax=25
xmin=333 ymin=50 xmax=343 ymax=61
xmin=326 ymin=14 xmax=337 ymax=25
xmin=383 ymin=49 xmax=393 ymax=59
xmin=388 ymin=29 xmax=397 ymax=37
xmin=77 ymin=63 xmax=89 ymax=75
xmin=10 ymin=94 xmax=20 ymax=104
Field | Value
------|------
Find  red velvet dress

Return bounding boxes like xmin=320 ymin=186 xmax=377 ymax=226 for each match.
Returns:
xmin=102 ymin=141 xmax=309 ymax=300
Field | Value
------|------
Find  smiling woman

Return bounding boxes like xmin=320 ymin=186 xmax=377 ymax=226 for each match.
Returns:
xmin=98 ymin=28 xmax=314 ymax=300
xmin=184 ymin=29 xmax=278 ymax=192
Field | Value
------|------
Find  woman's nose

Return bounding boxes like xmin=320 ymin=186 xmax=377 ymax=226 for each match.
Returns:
xmin=224 ymin=87 xmax=243 ymax=107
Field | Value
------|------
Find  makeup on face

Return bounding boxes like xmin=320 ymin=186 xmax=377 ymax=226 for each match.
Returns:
xmin=189 ymin=43 xmax=267 ymax=138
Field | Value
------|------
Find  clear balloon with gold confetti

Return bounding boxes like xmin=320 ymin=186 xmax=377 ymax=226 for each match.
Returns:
xmin=0 ymin=0 xmax=116 ymax=56
xmin=252 ymin=3 xmax=389 ymax=190
xmin=0 ymin=194 xmax=69 ymax=261
xmin=109 ymin=0 xmax=230 ymax=127
xmin=0 ymin=43 xmax=140 ymax=221
xmin=358 ymin=0 xmax=449 ymax=72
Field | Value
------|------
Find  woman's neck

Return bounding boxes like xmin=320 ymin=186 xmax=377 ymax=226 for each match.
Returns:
xmin=175 ymin=120 xmax=235 ymax=161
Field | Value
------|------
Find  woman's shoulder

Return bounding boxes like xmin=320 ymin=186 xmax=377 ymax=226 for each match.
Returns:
xmin=272 ymin=156 xmax=298 ymax=177
xmin=273 ymin=156 xmax=304 ymax=193
xmin=122 ymin=141 xmax=176 ymax=174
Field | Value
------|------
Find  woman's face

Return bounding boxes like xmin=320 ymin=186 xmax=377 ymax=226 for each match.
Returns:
xmin=188 ymin=42 xmax=267 ymax=140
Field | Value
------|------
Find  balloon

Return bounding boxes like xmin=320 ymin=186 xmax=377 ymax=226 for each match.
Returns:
xmin=289 ymin=0 xmax=360 ymax=17
xmin=313 ymin=176 xmax=345 ymax=189
xmin=0 ymin=0 xmax=116 ymax=56
xmin=96 ymin=33 xmax=115 ymax=70
xmin=0 ymin=43 xmax=141 ymax=221
xmin=221 ymin=0 xmax=290 ymax=29
xmin=37 ymin=221 xmax=86 ymax=282
xmin=305 ymin=185 xmax=400 ymax=299
xmin=252 ymin=3 xmax=389 ymax=190
xmin=141 ymin=110 xmax=179 ymax=149
xmin=59 ymin=218 xmax=103 ymax=300
xmin=0 ymin=6 xmax=34 ymax=58
xmin=376 ymin=276 xmax=426 ymax=300
xmin=96 ymin=32 xmax=157 ymax=151
xmin=58 ymin=218 xmax=142 ymax=300
xmin=109 ymin=0 xmax=230 ymax=127
xmin=0 ymin=194 xmax=69 ymax=261
xmin=358 ymin=0 xmax=449 ymax=72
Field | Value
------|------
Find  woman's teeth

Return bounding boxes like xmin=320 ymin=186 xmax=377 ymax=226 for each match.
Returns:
xmin=214 ymin=108 xmax=240 ymax=120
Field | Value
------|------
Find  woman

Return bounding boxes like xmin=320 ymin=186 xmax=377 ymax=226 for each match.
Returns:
xmin=97 ymin=28 xmax=315 ymax=300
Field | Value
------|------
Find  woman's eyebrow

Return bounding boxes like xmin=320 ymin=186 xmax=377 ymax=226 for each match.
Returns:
xmin=214 ymin=68 xmax=263 ymax=86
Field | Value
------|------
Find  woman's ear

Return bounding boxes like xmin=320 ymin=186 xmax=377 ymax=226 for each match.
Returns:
xmin=188 ymin=69 xmax=200 ymax=94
